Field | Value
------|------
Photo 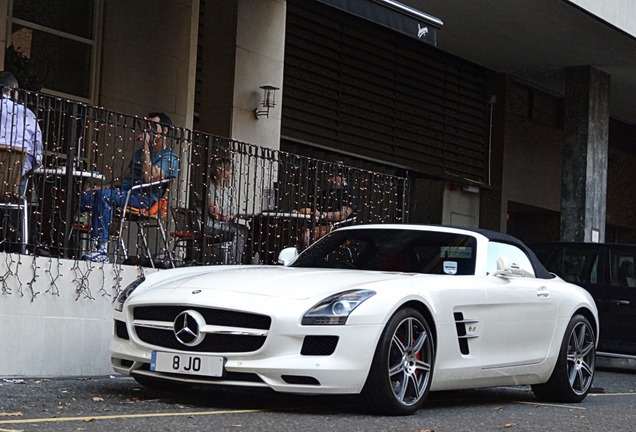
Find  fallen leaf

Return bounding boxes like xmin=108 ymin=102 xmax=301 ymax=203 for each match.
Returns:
xmin=92 ymin=396 xmax=104 ymax=402
xmin=2 ymin=379 xmax=25 ymax=384
xmin=504 ymin=423 xmax=517 ymax=428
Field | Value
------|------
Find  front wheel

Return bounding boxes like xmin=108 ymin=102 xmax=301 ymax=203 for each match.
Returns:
xmin=360 ymin=307 xmax=435 ymax=415
xmin=531 ymin=314 xmax=595 ymax=402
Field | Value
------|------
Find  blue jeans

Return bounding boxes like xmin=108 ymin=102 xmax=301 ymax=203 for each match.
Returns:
xmin=80 ymin=188 xmax=152 ymax=243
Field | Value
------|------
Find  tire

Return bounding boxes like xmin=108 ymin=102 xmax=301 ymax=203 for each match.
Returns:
xmin=531 ymin=314 xmax=595 ymax=402
xmin=132 ymin=374 xmax=192 ymax=392
xmin=360 ymin=307 xmax=434 ymax=416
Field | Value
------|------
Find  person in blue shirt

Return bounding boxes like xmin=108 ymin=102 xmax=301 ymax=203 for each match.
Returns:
xmin=80 ymin=112 xmax=179 ymax=263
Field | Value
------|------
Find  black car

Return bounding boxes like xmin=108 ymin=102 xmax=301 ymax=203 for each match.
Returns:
xmin=531 ymin=242 xmax=636 ymax=357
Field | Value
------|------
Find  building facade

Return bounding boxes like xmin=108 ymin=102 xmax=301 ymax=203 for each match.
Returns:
xmin=2 ymin=0 xmax=636 ymax=243
xmin=3 ymin=0 xmax=636 ymax=377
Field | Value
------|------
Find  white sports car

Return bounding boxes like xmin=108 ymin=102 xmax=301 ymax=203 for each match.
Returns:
xmin=110 ymin=224 xmax=598 ymax=415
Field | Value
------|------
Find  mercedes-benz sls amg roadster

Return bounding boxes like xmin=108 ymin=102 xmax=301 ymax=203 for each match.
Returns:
xmin=110 ymin=224 xmax=598 ymax=415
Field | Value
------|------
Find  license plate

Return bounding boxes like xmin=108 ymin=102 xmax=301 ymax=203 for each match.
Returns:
xmin=150 ymin=351 xmax=224 ymax=377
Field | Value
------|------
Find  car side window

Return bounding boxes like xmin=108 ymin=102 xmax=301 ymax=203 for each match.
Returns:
xmin=562 ymin=247 xmax=599 ymax=285
xmin=487 ymin=242 xmax=535 ymax=277
xmin=611 ymin=251 xmax=636 ymax=288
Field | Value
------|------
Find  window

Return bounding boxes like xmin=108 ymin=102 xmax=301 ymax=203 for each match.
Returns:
xmin=611 ymin=250 xmax=636 ymax=288
xmin=487 ymin=242 xmax=535 ymax=277
xmin=562 ymin=247 xmax=599 ymax=285
xmin=291 ymin=228 xmax=476 ymax=274
xmin=8 ymin=0 xmax=100 ymax=101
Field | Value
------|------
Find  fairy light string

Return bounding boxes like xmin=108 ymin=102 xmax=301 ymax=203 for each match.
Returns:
xmin=0 ymin=88 xmax=408 ymax=299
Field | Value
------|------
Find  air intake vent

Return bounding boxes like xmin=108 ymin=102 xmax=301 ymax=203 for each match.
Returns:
xmin=115 ymin=320 xmax=129 ymax=340
xmin=301 ymin=336 xmax=339 ymax=356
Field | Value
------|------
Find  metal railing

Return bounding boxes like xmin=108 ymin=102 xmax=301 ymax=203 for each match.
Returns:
xmin=0 ymin=88 xmax=409 ymax=267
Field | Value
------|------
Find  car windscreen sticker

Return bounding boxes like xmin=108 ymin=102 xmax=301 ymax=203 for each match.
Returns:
xmin=443 ymin=261 xmax=458 ymax=275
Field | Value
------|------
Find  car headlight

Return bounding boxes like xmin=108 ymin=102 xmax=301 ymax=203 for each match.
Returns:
xmin=114 ymin=276 xmax=146 ymax=312
xmin=302 ymin=289 xmax=376 ymax=325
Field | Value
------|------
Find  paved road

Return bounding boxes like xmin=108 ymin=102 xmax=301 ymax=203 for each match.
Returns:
xmin=1 ymin=366 xmax=635 ymax=432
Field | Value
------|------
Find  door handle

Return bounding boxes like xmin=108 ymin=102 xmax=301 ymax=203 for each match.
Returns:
xmin=610 ymin=299 xmax=630 ymax=305
xmin=537 ymin=286 xmax=549 ymax=298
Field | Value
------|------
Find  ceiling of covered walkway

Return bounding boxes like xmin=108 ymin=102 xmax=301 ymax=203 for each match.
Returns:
xmin=402 ymin=0 xmax=636 ymax=125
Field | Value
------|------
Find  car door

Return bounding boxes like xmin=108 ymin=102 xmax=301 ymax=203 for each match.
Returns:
xmin=603 ymin=246 xmax=636 ymax=355
xmin=480 ymin=242 xmax=559 ymax=368
xmin=546 ymin=243 xmax=636 ymax=356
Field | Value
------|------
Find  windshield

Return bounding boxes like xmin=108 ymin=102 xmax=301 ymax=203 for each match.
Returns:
xmin=291 ymin=228 xmax=477 ymax=275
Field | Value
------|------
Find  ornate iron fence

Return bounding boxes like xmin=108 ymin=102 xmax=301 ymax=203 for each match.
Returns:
xmin=0 ymin=88 xmax=409 ymax=267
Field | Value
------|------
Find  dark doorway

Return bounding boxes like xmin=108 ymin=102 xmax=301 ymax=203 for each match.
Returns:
xmin=506 ymin=201 xmax=560 ymax=244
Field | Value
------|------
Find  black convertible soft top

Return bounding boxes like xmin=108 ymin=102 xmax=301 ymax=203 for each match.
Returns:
xmin=469 ymin=227 xmax=554 ymax=280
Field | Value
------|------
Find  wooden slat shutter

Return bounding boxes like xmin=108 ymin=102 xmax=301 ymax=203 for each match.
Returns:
xmin=282 ymin=0 xmax=489 ymax=183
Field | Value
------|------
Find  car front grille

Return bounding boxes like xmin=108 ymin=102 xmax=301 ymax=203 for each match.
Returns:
xmin=132 ymin=305 xmax=271 ymax=353
xmin=134 ymin=306 xmax=271 ymax=329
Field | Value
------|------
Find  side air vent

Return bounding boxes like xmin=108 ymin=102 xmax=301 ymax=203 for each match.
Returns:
xmin=453 ymin=312 xmax=479 ymax=355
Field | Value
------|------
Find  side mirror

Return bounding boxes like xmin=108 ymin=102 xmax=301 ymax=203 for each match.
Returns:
xmin=278 ymin=247 xmax=299 ymax=266
xmin=492 ymin=256 xmax=533 ymax=278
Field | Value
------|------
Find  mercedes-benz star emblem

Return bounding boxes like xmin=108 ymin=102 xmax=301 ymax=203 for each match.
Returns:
xmin=173 ymin=310 xmax=206 ymax=346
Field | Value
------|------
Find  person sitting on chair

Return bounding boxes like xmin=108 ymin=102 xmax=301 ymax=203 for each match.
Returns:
xmin=205 ymin=156 xmax=248 ymax=265
xmin=300 ymin=160 xmax=357 ymax=248
xmin=0 ymin=71 xmax=43 ymax=194
xmin=80 ymin=113 xmax=179 ymax=263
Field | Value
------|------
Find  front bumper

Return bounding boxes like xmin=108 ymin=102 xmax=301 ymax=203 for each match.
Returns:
xmin=110 ymin=319 xmax=383 ymax=395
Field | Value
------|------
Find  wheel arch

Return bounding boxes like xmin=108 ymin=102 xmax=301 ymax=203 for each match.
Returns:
xmin=397 ymin=300 xmax=437 ymax=348
xmin=574 ymin=306 xmax=599 ymax=343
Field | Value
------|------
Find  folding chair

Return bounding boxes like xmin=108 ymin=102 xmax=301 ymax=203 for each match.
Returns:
xmin=113 ymin=178 xmax=175 ymax=268
xmin=0 ymin=145 xmax=30 ymax=254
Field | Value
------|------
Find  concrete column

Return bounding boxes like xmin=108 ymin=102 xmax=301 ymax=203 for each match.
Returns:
xmin=560 ymin=66 xmax=610 ymax=242
xmin=198 ymin=0 xmax=285 ymax=150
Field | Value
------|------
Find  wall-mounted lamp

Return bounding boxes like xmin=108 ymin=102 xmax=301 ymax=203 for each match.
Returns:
xmin=254 ymin=85 xmax=280 ymax=119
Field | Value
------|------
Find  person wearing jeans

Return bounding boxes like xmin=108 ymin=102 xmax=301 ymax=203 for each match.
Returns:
xmin=80 ymin=112 xmax=179 ymax=263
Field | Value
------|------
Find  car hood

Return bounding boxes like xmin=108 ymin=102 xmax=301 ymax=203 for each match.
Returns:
xmin=137 ymin=266 xmax=420 ymax=301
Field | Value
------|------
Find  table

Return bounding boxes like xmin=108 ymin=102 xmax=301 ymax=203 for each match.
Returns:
xmin=32 ymin=167 xmax=105 ymax=258
xmin=259 ymin=211 xmax=312 ymax=219
xmin=34 ymin=167 xmax=105 ymax=181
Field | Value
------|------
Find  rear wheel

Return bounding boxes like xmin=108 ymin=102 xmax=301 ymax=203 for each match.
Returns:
xmin=531 ymin=314 xmax=595 ymax=402
xmin=361 ymin=307 xmax=434 ymax=415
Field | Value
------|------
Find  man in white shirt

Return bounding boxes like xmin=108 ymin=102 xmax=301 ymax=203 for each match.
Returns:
xmin=0 ymin=71 xmax=43 ymax=192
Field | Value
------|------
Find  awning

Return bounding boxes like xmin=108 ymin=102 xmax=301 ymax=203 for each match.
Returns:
xmin=314 ymin=0 xmax=443 ymax=46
